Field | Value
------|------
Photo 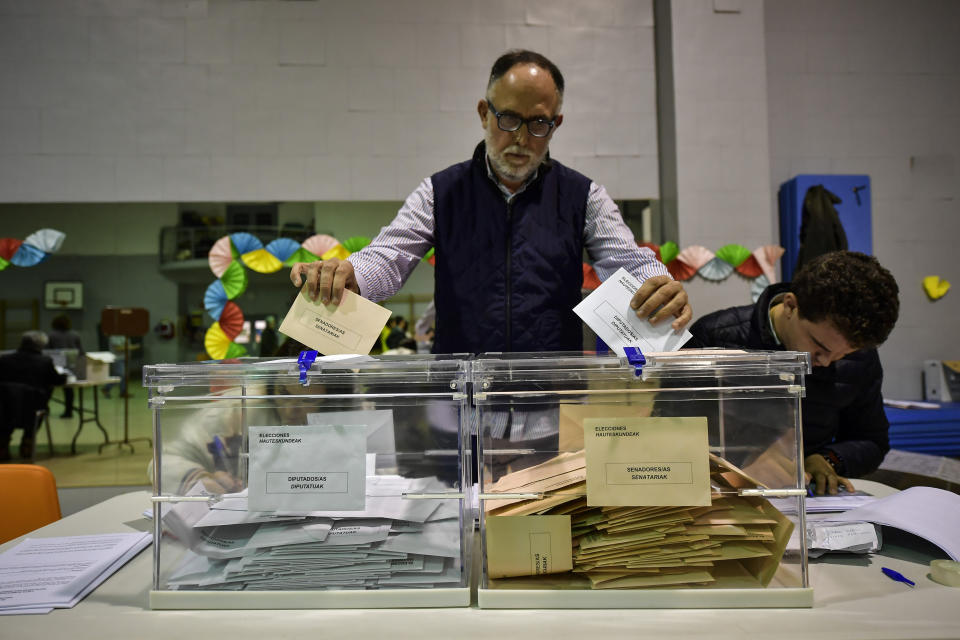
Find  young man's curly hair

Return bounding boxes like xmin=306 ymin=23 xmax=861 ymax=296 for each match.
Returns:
xmin=792 ymin=251 xmax=899 ymax=350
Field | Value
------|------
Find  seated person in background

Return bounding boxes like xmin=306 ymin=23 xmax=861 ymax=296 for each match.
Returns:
xmin=48 ymin=313 xmax=84 ymax=418
xmin=684 ymin=251 xmax=900 ymax=495
xmin=0 ymin=331 xmax=67 ymax=459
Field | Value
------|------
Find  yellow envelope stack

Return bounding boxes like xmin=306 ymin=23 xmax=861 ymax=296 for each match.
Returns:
xmin=485 ymin=454 xmax=794 ymax=590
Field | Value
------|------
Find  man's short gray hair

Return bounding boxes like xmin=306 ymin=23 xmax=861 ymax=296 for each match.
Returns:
xmin=20 ymin=330 xmax=49 ymax=351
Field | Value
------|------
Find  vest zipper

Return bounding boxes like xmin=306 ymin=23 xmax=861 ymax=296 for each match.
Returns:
xmin=505 ymin=200 xmax=513 ymax=351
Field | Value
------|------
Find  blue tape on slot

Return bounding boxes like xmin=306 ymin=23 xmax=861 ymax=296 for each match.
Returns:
xmin=623 ymin=346 xmax=645 ymax=377
xmin=297 ymin=350 xmax=318 ymax=385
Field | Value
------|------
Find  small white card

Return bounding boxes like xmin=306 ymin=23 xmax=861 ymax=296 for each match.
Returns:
xmin=574 ymin=267 xmax=692 ymax=356
xmin=247 ymin=424 xmax=366 ymax=512
xmin=279 ymin=286 xmax=392 ymax=356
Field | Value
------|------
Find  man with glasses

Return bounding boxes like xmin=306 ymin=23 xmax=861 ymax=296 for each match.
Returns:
xmin=291 ymin=49 xmax=690 ymax=353
xmin=683 ymin=251 xmax=900 ymax=494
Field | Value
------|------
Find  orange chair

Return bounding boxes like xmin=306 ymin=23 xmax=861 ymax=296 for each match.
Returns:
xmin=0 ymin=464 xmax=62 ymax=544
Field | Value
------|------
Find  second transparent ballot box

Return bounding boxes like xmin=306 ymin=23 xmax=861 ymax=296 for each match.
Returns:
xmin=474 ymin=350 xmax=812 ymax=608
xmin=145 ymin=355 xmax=472 ymax=609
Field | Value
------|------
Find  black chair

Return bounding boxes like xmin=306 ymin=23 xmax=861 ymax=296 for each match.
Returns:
xmin=0 ymin=382 xmax=53 ymax=462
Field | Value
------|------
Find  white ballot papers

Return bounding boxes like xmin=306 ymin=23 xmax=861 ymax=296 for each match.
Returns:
xmin=279 ymin=286 xmax=391 ymax=356
xmin=574 ymin=267 xmax=692 ymax=356
xmin=0 ymin=532 xmax=152 ymax=615
xmin=161 ymin=475 xmax=464 ymax=592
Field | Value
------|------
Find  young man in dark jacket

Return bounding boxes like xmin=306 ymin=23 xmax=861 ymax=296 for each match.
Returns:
xmin=685 ymin=251 xmax=899 ymax=495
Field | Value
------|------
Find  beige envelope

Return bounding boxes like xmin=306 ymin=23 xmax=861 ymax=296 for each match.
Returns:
xmin=278 ymin=286 xmax=391 ymax=356
xmin=485 ymin=515 xmax=573 ymax=579
xmin=584 ymin=416 xmax=710 ymax=507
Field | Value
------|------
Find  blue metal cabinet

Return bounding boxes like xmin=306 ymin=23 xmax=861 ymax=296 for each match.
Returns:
xmin=778 ymin=174 xmax=872 ymax=282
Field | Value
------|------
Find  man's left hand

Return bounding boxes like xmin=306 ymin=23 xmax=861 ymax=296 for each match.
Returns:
xmin=630 ymin=275 xmax=692 ymax=331
xmin=804 ymin=453 xmax=855 ymax=495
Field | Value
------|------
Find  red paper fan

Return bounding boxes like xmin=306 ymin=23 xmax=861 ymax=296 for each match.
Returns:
xmin=219 ymin=301 xmax=245 ymax=341
xmin=667 ymin=259 xmax=697 ymax=281
xmin=0 ymin=238 xmax=22 ymax=261
xmin=582 ymin=263 xmax=602 ymax=290
xmin=638 ymin=242 xmax=661 ymax=263
xmin=735 ymin=255 xmax=764 ymax=278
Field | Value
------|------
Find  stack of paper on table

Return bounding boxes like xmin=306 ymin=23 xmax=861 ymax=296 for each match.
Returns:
xmin=484 ymin=453 xmax=794 ymax=589
xmin=161 ymin=476 xmax=463 ymax=591
xmin=0 ymin=532 xmax=152 ymax=615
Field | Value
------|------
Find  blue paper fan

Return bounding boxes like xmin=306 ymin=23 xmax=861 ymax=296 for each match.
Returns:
xmin=230 ymin=232 xmax=262 ymax=255
xmin=698 ymin=257 xmax=735 ymax=281
xmin=10 ymin=243 xmax=47 ymax=267
xmin=264 ymin=237 xmax=300 ymax=263
xmin=751 ymin=274 xmax=770 ymax=303
xmin=204 ymin=280 xmax=228 ymax=321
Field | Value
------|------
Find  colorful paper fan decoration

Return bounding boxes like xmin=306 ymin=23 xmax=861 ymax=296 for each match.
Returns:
xmin=677 ymin=245 xmax=714 ymax=271
xmin=667 ymin=259 xmax=698 ymax=281
xmin=10 ymin=243 xmax=47 ymax=267
xmin=302 ymin=234 xmax=340 ymax=257
xmin=204 ymin=322 xmax=234 ymax=360
xmin=220 ymin=261 xmax=248 ymax=299
xmin=225 ymin=342 xmax=248 ymax=359
xmin=638 ymin=242 xmax=661 ymax=262
xmin=283 ymin=246 xmax=320 ymax=266
xmin=923 ymin=275 xmax=951 ymax=301
xmin=582 ymin=263 xmax=602 ymax=290
xmin=751 ymin=274 xmax=770 ymax=302
xmin=23 ymin=228 xmax=65 ymax=253
xmin=753 ymin=245 xmax=785 ymax=284
xmin=699 ymin=257 xmax=735 ymax=281
xmin=659 ymin=241 xmax=679 ymax=266
xmin=204 ymin=280 xmax=228 ymax=321
xmin=0 ymin=238 xmax=22 ymax=261
xmin=265 ymin=237 xmax=300 ymax=263
xmin=715 ymin=244 xmax=751 ymax=268
xmin=241 ymin=248 xmax=283 ymax=273
xmin=422 ymin=247 xmax=435 ymax=264
xmin=735 ymin=255 xmax=764 ymax=278
xmin=322 ymin=244 xmax=349 ymax=261
xmin=342 ymin=236 xmax=371 ymax=254
xmin=219 ymin=301 xmax=245 ymax=340
xmin=208 ymin=236 xmax=234 ymax=278
xmin=230 ymin=232 xmax=262 ymax=255
xmin=0 ymin=256 xmax=9 ymax=271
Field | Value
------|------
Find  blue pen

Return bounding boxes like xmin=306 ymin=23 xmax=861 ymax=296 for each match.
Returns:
xmin=209 ymin=435 xmax=228 ymax=472
xmin=882 ymin=567 xmax=915 ymax=587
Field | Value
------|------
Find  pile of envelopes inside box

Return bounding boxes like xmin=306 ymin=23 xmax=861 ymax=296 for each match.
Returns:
xmin=159 ymin=477 xmax=462 ymax=591
xmin=484 ymin=452 xmax=793 ymax=589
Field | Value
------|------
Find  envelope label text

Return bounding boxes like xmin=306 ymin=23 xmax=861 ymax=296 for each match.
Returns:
xmin=605 ymin=461 xmax=693 ymax=485
xmin=267 ymin=471 xmax=349 ymax=494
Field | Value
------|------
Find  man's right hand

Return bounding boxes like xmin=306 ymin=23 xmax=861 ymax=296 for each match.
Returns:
xmin=289 ymin=259 xmax=359 ymax=305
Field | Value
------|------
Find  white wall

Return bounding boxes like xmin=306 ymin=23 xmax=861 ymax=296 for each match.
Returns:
xmin=669 ymin=0 xmax=775 ymax=316
xmin=765 ymin=0 xmax=960 ymax=398
xmin=0 ymin=0 xmax=659 ymax=203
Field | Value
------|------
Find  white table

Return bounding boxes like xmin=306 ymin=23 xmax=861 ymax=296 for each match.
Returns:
xmin=1 ymin=482 xmax=958 ymax=640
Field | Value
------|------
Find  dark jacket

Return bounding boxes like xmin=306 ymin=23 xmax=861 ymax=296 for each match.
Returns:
xmin=430 ymin=142 xmax=591 ymax=354
xmin=686 ymin=283 xmax=889 ymax=478
xmin=796 ymin=185 xmax=848 ymax=272
xmin=0 ymin=348 xmax=66 ymax=400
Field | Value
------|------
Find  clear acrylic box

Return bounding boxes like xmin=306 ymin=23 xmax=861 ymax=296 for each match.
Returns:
xmin=145 ymin=355 xmax=472 ymax=609
xmin=474 ymin=350 xmax=813 ymax=608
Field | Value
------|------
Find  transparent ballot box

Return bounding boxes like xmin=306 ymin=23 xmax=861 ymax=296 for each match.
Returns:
xmin=475 ymin=350 xmax=813 ymax=608
xmin=145 ymin=355 xmax=472 ymax=609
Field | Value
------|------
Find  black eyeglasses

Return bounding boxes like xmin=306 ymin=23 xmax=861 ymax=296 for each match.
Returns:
xmin=486 ymin=100 xmax=558 ymax=138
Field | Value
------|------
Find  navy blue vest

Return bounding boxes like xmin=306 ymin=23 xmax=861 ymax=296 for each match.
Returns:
xmin=431 ymin=142 xmax=591 ymax=354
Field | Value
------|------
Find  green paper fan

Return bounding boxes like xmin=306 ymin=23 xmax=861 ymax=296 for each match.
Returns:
xmin=715 ymin=244 xmax=751 ymax=267
xmin=220 ymin=260 xmax=248 ymax=299
xmin=283 ymin=246 xmax=320 ymax=267
xmin=422 ymin=247 xmax=435 ymax=263
xmin=0 ymin=255 xmax=8 ymax=271
xmin=225 ymin=342 xmax=248 ymax=359
xmin=342 ymin=236 xmax=371 ymax=253
xmin=659 ymin=241 xmax=679 ymax=265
